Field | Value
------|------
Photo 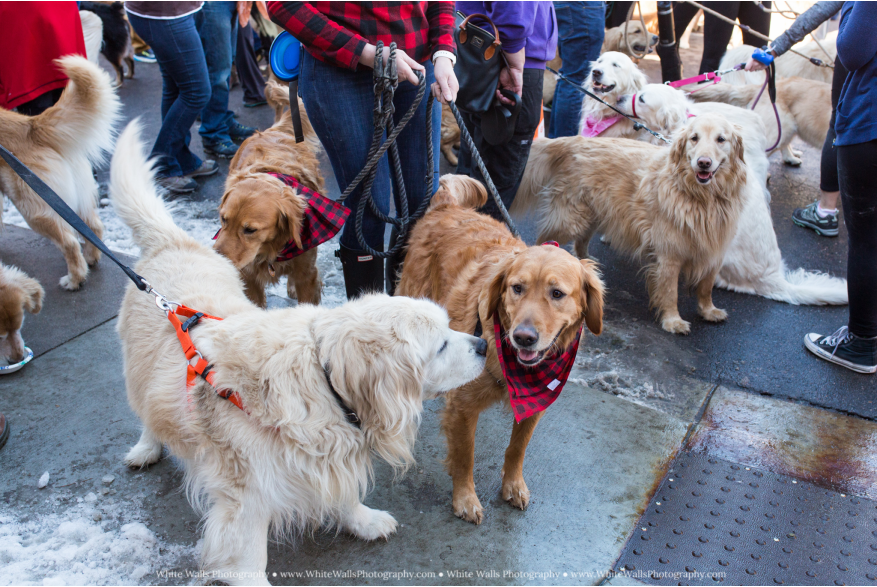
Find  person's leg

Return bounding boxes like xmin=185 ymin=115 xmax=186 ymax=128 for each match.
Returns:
xmin=737 ymin=1 xmax=772 ymax=47
xmin=128 ymin=13 xmax=209 ymax=179
xmin=607 ymin=1 xmax=634 ymax=28
xmin=475 ymin=68 xmax=545 ymax=222
xmin=299 ymin=53 xmax=392 ymax=297
xmin=236 ymin=23 xmax=266 ymax=105
xmin=195 ymin=1 xmax=237 ymax=147
xmin=671 ymin=1 xmax=701 ymax=72
xmin=15 ymin=88 xmax=63 ymax=116
xmin=549 ymin=1 xmax=605 ymax=139
xmin=699 ymin=2 xmax=739 ymax=74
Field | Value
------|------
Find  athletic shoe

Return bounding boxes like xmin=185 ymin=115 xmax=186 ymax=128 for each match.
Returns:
xmin=133 ymin=49 xmax=156 ymax=64
xmin=203 ymin=139 xmax=238 ymax=159
xmin=185 ymin=159 xmax=219 ymax=178
xmin=804 ymin=326 xmax=877 ymax=374
xmin=157 ymin=175 xmax=197 ymax=195
xmin=792 ymin=201 xmax=839 ymax=237
xmin=244 ymin=99 xmax=267 ymax=108
xmin=228 ymin=121 xmax=257 ymax=142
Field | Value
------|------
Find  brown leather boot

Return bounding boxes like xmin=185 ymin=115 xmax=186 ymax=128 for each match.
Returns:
xmin=0 ymin=412 xmax=9 ymax=451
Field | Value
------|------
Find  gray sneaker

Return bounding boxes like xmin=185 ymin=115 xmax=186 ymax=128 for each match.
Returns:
xmin=185 ymin=159 xmax=219 ymax=178
xmin=792 ymin=201 xmax=839 ymax=237
xmin=157 ymin=175 xmax=197 ymax=194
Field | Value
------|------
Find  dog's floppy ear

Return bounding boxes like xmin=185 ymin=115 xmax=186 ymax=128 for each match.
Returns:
xmin=480 ymin=254 xmax=515 ymax=321
xmin=670 ymin=128 xmax=689 ymax=169
xmin=276 ymin=186 xmax=307 ymax=248
xmin=579 ymin=259 xmax=604 ymax=335
xmin=730 ymin=123 xmax=746 ymax=165
xmin=430 ymin=174 xmax=488 ymax=211
xmin=21 ymin=275 xmax=44 ymax=314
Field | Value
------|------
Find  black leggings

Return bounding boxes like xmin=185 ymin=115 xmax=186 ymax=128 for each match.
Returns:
xmin=838 ymin=139 xmax=877 ymax=339
xmin=819 ymin=59 xmax=848 ymax=193
xmin=672 ymin=1 xmax=772 ymax=75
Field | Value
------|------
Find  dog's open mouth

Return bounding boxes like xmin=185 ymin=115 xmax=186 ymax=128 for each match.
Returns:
xmin=593 ymin=82 xmax=616 ymax=94
xmin=696 ymin=170 xmax=715 ymax=184
xmin=633 ymin=44 xmax=647 ymax=52
xmin=515 ymin=348 xmax=547 ymax=366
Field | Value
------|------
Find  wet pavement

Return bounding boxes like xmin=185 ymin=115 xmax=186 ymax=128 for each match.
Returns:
xmin=1 ymin=35 xmax=875 ymax=586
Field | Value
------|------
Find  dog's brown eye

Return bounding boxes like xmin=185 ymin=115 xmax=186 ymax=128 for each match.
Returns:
xmin=691 ymin=135 xmax=699 ymax=143
xmin=512 ymin=284 xmax=523 ymax=295
xmin=243 ymin=227 xmax=257 ymax=235
xmin=717 ymin=136 xmax=726 ymax=143
xmin=552 ymin=289 xmax=565 ymax=299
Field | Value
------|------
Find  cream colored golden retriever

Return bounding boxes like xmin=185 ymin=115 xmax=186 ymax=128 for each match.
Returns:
xmin=615 ymin=83 xmax=847 ymax=306
xmin=214 ymin=85 xmax=323 ymax=308
xmin=0 ymin=56 xmax=120 ymax=290
xmin=398 ymin=175 xmax=604 ymax=524
xmin=110 ymin=122 xmax=487 ymax=585
xmin=720 ymin=37 xmax=836 ymax=87
xmin=602 ymin=20 xmax=659 ymax=57
xmin=688 ymin=77 xmax=831 ymax=167
xmin=0 ymin=263 xmax=44 ymax=364
xmin=578 ymin=52 xmax=647 ymax=139
xmin=515 ymin=114 xmax=748 ymax=334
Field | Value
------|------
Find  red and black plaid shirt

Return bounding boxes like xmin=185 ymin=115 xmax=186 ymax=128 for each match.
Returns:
xmin=267 ymin=1 xmax=455 ymax=71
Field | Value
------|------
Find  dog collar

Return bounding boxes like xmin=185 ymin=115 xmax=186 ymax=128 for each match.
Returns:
xmin=631 ymin=93 xmax=638 ymax=119
xmin=322 ymin=364 xmax=362 ymax=430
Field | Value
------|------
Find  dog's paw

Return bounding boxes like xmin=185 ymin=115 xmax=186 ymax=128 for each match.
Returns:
xmin=452 ymin=490 xmax=484 ymax=525
xmin=791 ymin=148 xmax=803 ymax=158
xmin=345 ymin=505 xmax=397 ymax=541
xmin=699 ymin=306 xmax=728 ymax=322
xmin=84 ymin=246 xmax=102 ymax=266
xmin=501 ymin=476 xmax=530 ymax=511
xmin=124 ymin=440 xmax=162 ymax=468
xmin=782 ymin=155 xmax=803 ymax=167
xmin=661 ymin=316 xmax=691 ymax=335
xmin=59 ymin=274 xmax=84 ymax=291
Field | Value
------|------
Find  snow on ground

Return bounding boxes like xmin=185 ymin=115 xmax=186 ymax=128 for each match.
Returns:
xmin=0 ymin=497 xmax=197 ymax=586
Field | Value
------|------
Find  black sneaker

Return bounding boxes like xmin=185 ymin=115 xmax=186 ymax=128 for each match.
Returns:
xmin=804 ymin=326 xmax=877 ymax=374
xmin=792 ymin=201 xmax=839 ymax=237
xmin=203 ymin=140 xmax=238 ymax=159
xmin=228 ymin=121 xmax=257 ymax=142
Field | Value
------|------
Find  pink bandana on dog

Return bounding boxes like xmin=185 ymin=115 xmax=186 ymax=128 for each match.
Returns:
xmin=580 ymin=114 xmax=624 ymax=138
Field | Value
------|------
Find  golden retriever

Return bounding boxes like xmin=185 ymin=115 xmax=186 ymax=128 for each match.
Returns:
xmin=214 ymin=85 xmax=324 ymax=308
xmin=440 ymin=103 xmax=461 ymax=166
xmin=110 ymin=122 xmax=487 ymax=585
xmin=602 ymin=20 xmax=659 ymax=57
xmin=720 ymin=37 xmax=836 ymax=87
xmin=615 ymin=83 xmax=847 ymax=306
xmin=0 ymin=56 xmax=120 ymax=290
xmin=397 ymin=175 xmax=604 ymax=524
xmin=578 ymin=52 xmax=647 ymax=139
xmin=515 ymin=114 xmax=748 ymax=334
xmin=688 ymin=77 xmax=831 ymax=166
xmin=0 ymin=263 xmax=44 ymax=365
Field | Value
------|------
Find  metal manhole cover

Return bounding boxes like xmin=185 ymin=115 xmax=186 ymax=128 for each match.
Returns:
xmin=614 ymin=451 xmax=877 ymax=585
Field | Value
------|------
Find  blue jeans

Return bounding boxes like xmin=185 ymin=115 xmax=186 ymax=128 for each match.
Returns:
xmin=548 ymin=1 xmax=605 ymax=138
xmin=299 ymin=53 xmax=441 ymax=251
xmin=195 ymin=1 xmax=237 ymax=144
xmin=128 ymin=12 xmax=209 ymax=177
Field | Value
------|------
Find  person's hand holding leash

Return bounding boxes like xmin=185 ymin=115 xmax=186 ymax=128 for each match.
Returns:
xmin=362 ymin=43 xmax=424 ymax=85
xmin=497 ymin=47 xmax=525 ymax=105
xmin=431 ymin=55 xmax=459 ymax=104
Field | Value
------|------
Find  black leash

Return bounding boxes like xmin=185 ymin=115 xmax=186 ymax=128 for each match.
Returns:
xmin=0 ymin=143 xmax=148 ymax=291
xmin=546 ymin=66 xmax=672 ymax=145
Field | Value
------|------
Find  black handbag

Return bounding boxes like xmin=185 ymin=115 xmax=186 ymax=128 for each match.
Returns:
xmin=453 ymin=12 xmax=507 ymax=114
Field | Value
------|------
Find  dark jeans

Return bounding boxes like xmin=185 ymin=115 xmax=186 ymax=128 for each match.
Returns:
xmin=672 ymin=1 xmax=772 ymax=75
xmin=460 ymin=68 xmax=544 ymax=222
xmin=128 ymin=12 xmax=209 ymax=177
xmin=299 ymin=52 xmax=441 ymax=251
xmin=195 ymin=1 xmax=237 ymax=144
xmin=820 ymin=59 xmax=848 ymax=193
xmin=838 ymin=139 xmax=877 ymax=339
xmin=549 ymin=1 xmax=605 ymax=138
xmin=236 ymin=23 xmax=266 ymax=104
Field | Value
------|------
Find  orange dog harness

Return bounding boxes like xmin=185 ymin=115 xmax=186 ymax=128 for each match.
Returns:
xmin=166 ymin=305 xmax=247 ymax=413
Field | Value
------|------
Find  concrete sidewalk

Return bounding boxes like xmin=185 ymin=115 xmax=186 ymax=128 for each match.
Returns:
xmin=2 ymin=37 xmax=876 ymax=587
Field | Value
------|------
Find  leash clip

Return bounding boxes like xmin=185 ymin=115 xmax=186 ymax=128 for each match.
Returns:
xmin=141 ymin=279 xmax=178 ymax=313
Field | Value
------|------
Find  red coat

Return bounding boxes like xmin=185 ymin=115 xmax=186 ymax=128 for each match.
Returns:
xmin=0 ymin=2 xmax=86 ymax=109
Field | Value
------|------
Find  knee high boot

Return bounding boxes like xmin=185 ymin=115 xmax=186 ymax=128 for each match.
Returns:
xmin=336 ymin=243 xmax=384 ymax=300
xmin=385 ymin=227 xmax=411 ymax=296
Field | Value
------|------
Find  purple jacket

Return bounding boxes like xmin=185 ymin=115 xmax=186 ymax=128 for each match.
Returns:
xmin=456 ymin=1 xmax=557 ymax=69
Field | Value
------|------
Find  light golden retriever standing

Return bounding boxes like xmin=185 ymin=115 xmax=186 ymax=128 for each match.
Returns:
xmin=0 ymin=263 xmax=44 ymax=365
xmin=515 ymin=114 xmax=748 ymax=334
xmin=0 ymin=56 xmax=121 ymax=290
xmin=111 ymin=122 xmax=487 ymax=585
xmin=578 ymin=52 xmax=647 ymax=139
xmin=214 ymin=85 xmax=324 ymax=308
xmin=602 ymin=20 xmax=659 ymax=57
xmin=615 ymin=83 xmax=847 ymax=306
xmin=720 ymin=37 xmax=836 ymax=87
xmin=688 ymin=77 xmax=831 ymax=166
xmin=397 ymin=175 xmax=604 ymax=524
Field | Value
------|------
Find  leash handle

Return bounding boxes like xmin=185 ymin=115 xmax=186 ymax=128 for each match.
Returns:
xmin=288 ymin=80 xmax=304 ymax=144
xmin=0 ymin=143 xmax=148 ymax=291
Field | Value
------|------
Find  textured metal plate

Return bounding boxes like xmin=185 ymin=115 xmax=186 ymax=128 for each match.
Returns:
xmin=615 ymin=451 xmax=877 ymax=585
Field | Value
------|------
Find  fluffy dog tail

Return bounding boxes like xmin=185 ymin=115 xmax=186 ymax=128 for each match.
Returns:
xmin=109 ymin=120 xmax=192 ymax=255
xmin=510 ymin=139 xmax=555 ymax=218
xmin=772 ymin=267 xmax=849 ymax=305
xmin=687 ymin=82 xmax=760 ymax=108
xmin=428 ymin=174 xmax=488 ymax=210
xmin=35 ymin=55 xmax=121 ymax=168
xmin=264 ymin=80 xmax=318 ymax=142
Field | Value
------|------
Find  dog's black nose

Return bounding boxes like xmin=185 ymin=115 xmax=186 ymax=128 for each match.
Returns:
xmin=512 ymin=326 xmax=539 ymax=348
xmin=592 ymin=69 xmax=602 ymax=80
xmin=697 ymin=157 xmax=712 ymax=170
xmin=651 ymin=35 xmax=659 ymax=44
xmin=474 ymin=338 xmax=488 ymax=357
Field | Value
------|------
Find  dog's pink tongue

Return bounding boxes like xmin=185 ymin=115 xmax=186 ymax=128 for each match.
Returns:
xmin=697 ymin=171 xmax=711 ymax=180
xmin=518 ymin=349 xmax=539 ymax=362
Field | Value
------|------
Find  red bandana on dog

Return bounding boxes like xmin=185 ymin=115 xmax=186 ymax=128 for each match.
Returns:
xmin=212 ymin=173 xmax=349 ymax=261
xmin=492 ymin=312 xmax=583 ymax=423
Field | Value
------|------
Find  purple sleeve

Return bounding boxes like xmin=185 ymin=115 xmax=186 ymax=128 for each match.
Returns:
xmin=480 ymin=1 xmax=537 ymax=53
xmin=837 ymin=2 xmax=877 ymax=72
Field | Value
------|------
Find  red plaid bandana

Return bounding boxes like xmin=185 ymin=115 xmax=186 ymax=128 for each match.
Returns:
xmin=493 ymin=312 xmax=583 ymax=423
xmin=212 ymin=173 xmax=349 ymax=262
